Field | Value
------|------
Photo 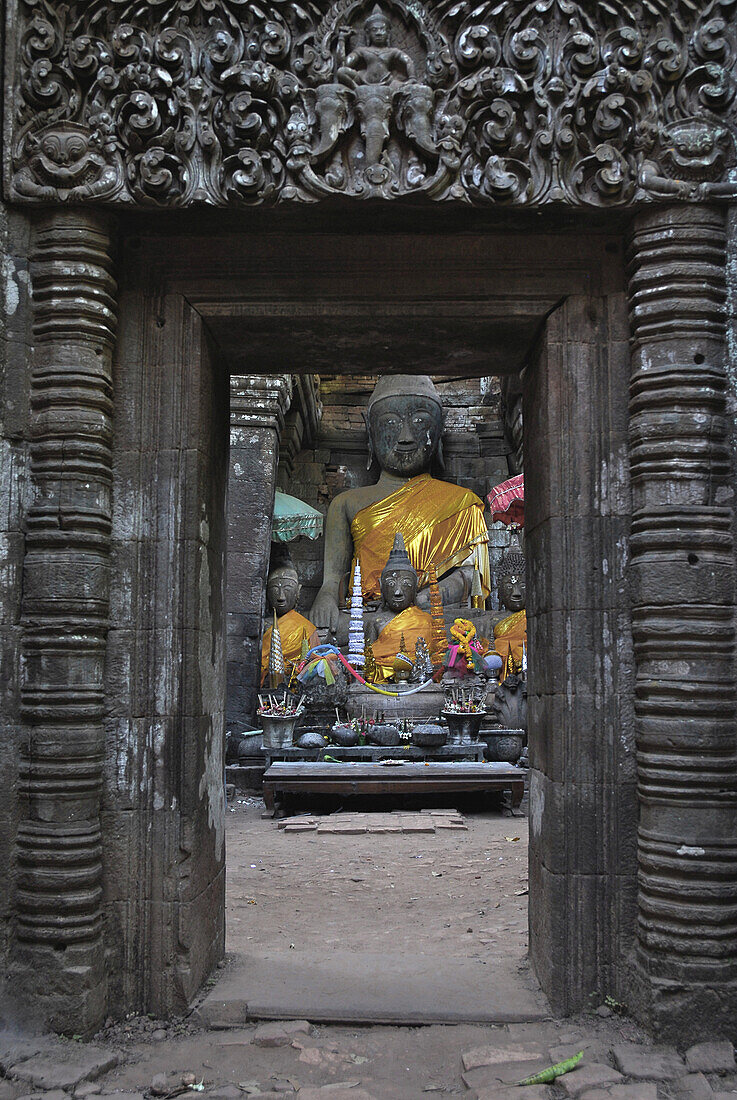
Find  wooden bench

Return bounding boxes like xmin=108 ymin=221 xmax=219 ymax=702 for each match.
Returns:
xmin=262 ymin=760 xmax=525 ymax=814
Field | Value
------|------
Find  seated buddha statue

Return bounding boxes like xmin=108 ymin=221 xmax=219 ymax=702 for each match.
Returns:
xmin=491 ymin=547 xmax=527 ymax=672
xmin=260 ymin=560 xmax=319 ymax=685
xmin=366 ymin=534 xmax=433 ymax=682
xmin=310 ymin=374 xmax=490 ymax=635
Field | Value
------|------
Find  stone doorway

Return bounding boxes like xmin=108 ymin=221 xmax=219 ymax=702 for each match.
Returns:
xmin=4 ymin=202 xmax=734 ymax=1045
xmin=103 ymin=213 xmax=633 ymax=1025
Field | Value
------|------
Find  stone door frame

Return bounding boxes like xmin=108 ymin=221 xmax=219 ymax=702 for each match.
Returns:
xmin=7 ymin=206 xmax=734 ymax=1045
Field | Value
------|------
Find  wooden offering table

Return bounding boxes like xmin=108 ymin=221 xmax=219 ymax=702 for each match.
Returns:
xmin=262 ymin=760 xmax=525 ymax=814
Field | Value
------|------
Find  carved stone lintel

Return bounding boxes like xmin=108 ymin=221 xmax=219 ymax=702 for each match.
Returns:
xmin=7 ymin=0 xmax=737 ymax=208
xmin=15 ymin=210 xmax=116 ymax=1033
xmin=627 ymin=205 xmax=737 ymax=1039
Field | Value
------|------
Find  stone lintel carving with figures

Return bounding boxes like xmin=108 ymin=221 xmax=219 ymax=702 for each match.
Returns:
xmin=6 ymin=0 xmax=737 ymax=208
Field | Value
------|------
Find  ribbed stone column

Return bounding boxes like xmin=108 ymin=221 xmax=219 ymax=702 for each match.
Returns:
xmin=627 ymin=205 xmax=737 ymax=1040
xmin=14 ymin=210 xmax=116 ymax=1033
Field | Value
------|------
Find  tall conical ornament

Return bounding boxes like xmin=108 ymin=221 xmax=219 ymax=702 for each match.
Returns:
xmin=347 ymin=559 xmax=365 ymax=668
xmin=428 ymin=563 xmax=448 ymax=665
xmin=269 ymin=609 xmax=286 ymax=688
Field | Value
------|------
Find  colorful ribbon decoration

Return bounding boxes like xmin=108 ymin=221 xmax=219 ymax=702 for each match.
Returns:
xmin=297 ymin=644 xmax=436 ymax=698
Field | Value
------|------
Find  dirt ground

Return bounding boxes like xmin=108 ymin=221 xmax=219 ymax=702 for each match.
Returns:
xmin=9 ymin=799 xmax=730 ymax=1100
xmin=224 ymin=799 xmax=530 ymax=961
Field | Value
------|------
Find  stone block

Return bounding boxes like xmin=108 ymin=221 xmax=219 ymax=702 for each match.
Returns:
xmin=97 ymin=1094 xmax=144 ymax=1100
xmin=10 ymin=1050 xmax=119 ymax=1091
xmin=297 ymin=1089 xmax=377 ymax=1100
xmin=528 ymin=852 xmax=638 ymax=1017
xmin=685 ymin=1041 xmax=736 ymax=1074
xmin=611 ymin=1044 xmax=686 ymax=1080
xmin=527 ymin=690 xmax=636 ymax=786
xmin=670 ymin=1074 xmax=716 ymax=1100
xmin=475 ymin=1088 xmax=549 ymax=1100
xmin=462 ymin=1057 xmax=551 ymax=1092
xmin=250 ymin=1020 xmax=312 ymax=1048
xmin=558 ymin=1064 xmax=623 ymax=1097
xmin=462 ymin=1044 xmax=548 ymax=1072
xmin=0 ymin=1040 xmax=47 ymax=1075
xmin=548 ymin=1043 xmax=612 ymax=1066
xmin=529 ymin=770 xmax=638 ymax=877
xmin=526 ymin=518 xmax=630 ymax=617
xmin=15 ymin=1092 xmax=69 ymax=1100
xmin=579 ymin=1087 xmax=657 ymax=1100
xmin=75 ymin=1083 xmax=102 ymax=1097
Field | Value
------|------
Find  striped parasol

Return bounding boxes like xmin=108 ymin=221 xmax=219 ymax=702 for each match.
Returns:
xmin=487 ymin=473 xmax=524 ymax=527
xmin=272 ymin=490 xmax=324 ymax=543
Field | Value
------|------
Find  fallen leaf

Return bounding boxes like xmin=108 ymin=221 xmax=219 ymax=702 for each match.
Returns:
xmin=431 ymin=871 xmax=443 ymax=877
xmin=505 ymin=836 xmax=521 ymax=842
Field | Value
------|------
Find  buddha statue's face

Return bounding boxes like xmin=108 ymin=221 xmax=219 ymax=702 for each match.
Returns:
xmin=365 ymin=15 xmax=390 ymax=45
xmin=266 ymin=567 xmax=301 ymax=616
xmin=498 ymin=572 xmax=525 ymax=613
xmin=380 ymin=566 xmax=418 ymax=613
xmin=369 ymin=395 xmax=442 ymax=478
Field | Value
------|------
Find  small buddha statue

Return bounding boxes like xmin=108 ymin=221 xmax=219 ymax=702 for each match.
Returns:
xmin=310 ymin=374 xmax=490 ymax=635
xmin=491 ymin=547 xmax=527 ymax=672
xmin=366 ymin=533 xmax=434 ymax=682
xmin=260 ymin=560 xmax=320 ymax=685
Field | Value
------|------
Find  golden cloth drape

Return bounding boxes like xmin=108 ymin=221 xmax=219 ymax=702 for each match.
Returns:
xmin=493 ymin=610 xmax=527 ymax=665
xmin=372 ymin=606 xmax=434 ymax=681
xmin=350 ymin=474 xmax=490 ymax=601
xmin=261 ymin=610 xmax=319 ymax=684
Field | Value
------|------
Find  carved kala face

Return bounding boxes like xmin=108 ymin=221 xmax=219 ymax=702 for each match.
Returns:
xmin=661 ymin=120 xmax=730 ymax=179
xmin=498 ymin=573 xmax=525 ymax=613
xmin=267 ymin=568 xmax=301 ymax=615
xmin=381 ymin=567 xmax=418 ymax=612
xmin=30 ymin=126 xmax=97 ymax=184
xmin=369 ymin=396 xmax=442 ymax=477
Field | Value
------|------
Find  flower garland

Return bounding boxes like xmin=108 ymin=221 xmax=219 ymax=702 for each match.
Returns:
xmin=449 ymin=618 xmax=476 ymax=665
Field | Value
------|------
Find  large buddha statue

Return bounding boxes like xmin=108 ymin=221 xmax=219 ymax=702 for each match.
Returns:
xmin=310 ymin=374 xmax=490 ymax=634
xmin=366 ymin=533 xmax=433 ymax=681
xmin=491 ymin=547 xmax=527 ymax=669
xmin=260 ymin=560 xmax=319 ymax=685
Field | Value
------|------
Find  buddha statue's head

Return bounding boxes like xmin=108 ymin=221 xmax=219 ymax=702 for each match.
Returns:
xmin=380 ymin=533 xmax=419 ymax=613
xmin=497 ymin=548 xmax=526 ymax=613
xmin=364 ymin=5 xmax=391 ymax=45
xmin=365 ymin=374 xmax=443 ymax=478
xmin=266 ymin=560 xmax=301 ymax=616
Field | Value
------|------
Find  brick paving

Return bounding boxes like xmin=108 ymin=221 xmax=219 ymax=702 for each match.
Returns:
xmin=278 ymin=809 xmax=467 ymax=834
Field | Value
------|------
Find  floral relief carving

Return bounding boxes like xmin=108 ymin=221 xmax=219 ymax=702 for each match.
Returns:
xmin=8 ymin=0 xmax=737 ymax=206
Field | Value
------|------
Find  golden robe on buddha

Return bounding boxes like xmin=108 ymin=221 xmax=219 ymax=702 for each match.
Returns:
xmin=350 ymin=473 xmax=491 ymax=602
xmin=493 ymin=610 xmax=527 ymax=668
xmin=372 ymin=606 xmax=434 ymax=682
xmin=261 ymin=610 xmax=319 ymax=685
